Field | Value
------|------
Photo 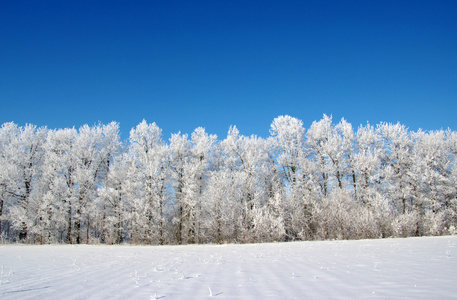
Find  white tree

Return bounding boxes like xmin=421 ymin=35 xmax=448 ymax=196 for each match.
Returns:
xmin=307 ymin=115 xmax=353 ymax=193
xmin=179 ymin=127 xmax=216 ymax=244
xmin=0 ymin=122 xmax=20 ymax=238
xmin=353 ymin=123 xmax=382 ymax=204
xmin=97 ymin=152 xmax=134 ymax=244
xmin=270 ymin=116 xmax=305 ymax=184
xmin=3 ymin=123 xmax=47 ymax=241
xmin=127 ymin=120 xmax=169 ymax=244
xmin=447 ymin=130 xmax=457 ymax=232
xmin=335 ymin=118 xmax=356 ymax=195
xmin=376 ymin=123 xmax=415 ymax=215
xmin=220 ymin=126 xmax=278 ymax=242
xmin=91 ymin=122 xmax=122 ymax=243
xmin=306 ymin=115 xmax=334 ymax=198
xmin=270 ymin=115 xmax=310 ymax=240
xmin=410 ymin=129 xmax=456 ymax=235
xmin=39 ymin=127 xmax=78 ymax=243
xmin=1 ymin=115 xmax=456 ymax=244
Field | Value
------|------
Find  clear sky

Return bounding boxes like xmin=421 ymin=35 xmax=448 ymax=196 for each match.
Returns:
xmin=1 ymin=0 xmax=456 ymax=141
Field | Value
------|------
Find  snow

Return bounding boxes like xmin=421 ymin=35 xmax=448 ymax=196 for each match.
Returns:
xmin=1 ymin=236 xmax=456 ymax=299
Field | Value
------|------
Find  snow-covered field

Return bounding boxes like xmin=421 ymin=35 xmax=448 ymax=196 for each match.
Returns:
xmin=1 ymin=236 xmax=456 ymax=299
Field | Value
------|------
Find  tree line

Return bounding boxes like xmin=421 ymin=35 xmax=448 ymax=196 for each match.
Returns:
xmin=1 ymin=115 xmax=456 ymax=244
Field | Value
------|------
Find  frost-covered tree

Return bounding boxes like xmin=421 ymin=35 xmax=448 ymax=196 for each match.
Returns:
xmin=221 ymin=127 xmax=255 ymax=242
xmin=306 ymin=115 xmax=334 ymax=198
xmin=352 ymin=123 xmax=382 ymax=204
xmin=205 ymin=168 xmax=233 ymax=243
xmin=270 ymin=115 xmax=310 ymax=240
xmin=3 ymin=124 xmax=48 ymax=241
xmin=410 ymin=129 xmax=456 ymax=235
xmin=221 ymin=126 xmax=281 ymax=242
xmin=270 ymin=116 xmax=305 ymax=184
xmin=40 ymin=127 xmax=78 ymax=243
xmin=127 ymin=120 xmax=169 ymax=244
xmin=180 ymin=127 xmax=216 ymax=244
xmin=305 ymin=115 xmax=344 ymax=239
xmin=307 ymin=115 xmax=353 ymax=194
xmin=376 ymin=123 xmax=415 ymax=215
xmin=2 ymin=125 xmax=48 ymax=241
xmin=1 ymin=115 xmax=456 ymax=244
xmin=0 ymin=122 xmax=21 ymax=238
xmin=97 ymin=152 xmax=132 ymax=244
xmin=91 ymin=122 xmax=122 ymax=243
xmin=335 ymin=118 xmax=357 ymax=195
xmin=168 ymin=132 xmax=191 ymax=244
xmin=71 ymin=124 xmax=108 ymax=243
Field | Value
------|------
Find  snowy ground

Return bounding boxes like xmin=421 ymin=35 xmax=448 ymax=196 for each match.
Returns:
xmin=1 ymin=236 xmax=456 ymax=299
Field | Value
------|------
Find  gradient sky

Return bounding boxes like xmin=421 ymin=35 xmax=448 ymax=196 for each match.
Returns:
xmin=1 ymin=0 xmax=456 ymax=141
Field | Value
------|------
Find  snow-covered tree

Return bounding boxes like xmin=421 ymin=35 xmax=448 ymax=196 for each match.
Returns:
xmin=0 ymin=115 xmax=455 ymax=244
xmin=352 ymin=123 xmax=382 ymax=204
xmin=0 ymin=123 xmax=21 ymax=238
xmin=127 ymin=120 xmax=169 ymax=244
xmin=180 ymin=127 xmax=216 ymax=243
xmin=39 ymin=127 xmax=78 ymax=243
xmin=221 ymin=126 xmax=280 ymax=242
xmin=410 ymin=129 xmax=456 ymax=235
xmin=306 ymin=115 xmax=334 ymax=198
xmin=377 ymin=123 xmax=415 ymax=215
xmin=168 ymin=131 xmax=191 ymax=244
xmin=270 ymin=115 xmax=310 ymax=240
xmin=1 ymin=123 xmax=48 ymax=241
xmin=97 ymin=152 xmax=133 ymax=244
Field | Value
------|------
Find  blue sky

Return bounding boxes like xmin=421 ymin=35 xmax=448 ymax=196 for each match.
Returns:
xmin=1 ymin=0 xmax=456 ymax=141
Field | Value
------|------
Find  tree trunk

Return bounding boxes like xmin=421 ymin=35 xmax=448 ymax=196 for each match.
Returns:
xmin=19 ymin=222 xmax=27 ymax=241
xmin=0 ymin=196 xmax=3 ymax=236
xmin=67 ymin=201 xmax=72 ymax=244
xmin=75 ymin=203 xmax=81 ymax=244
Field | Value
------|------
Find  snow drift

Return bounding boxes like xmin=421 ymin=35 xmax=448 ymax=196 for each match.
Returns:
xmin=1 ymin=236 xmax=456 ymax=299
